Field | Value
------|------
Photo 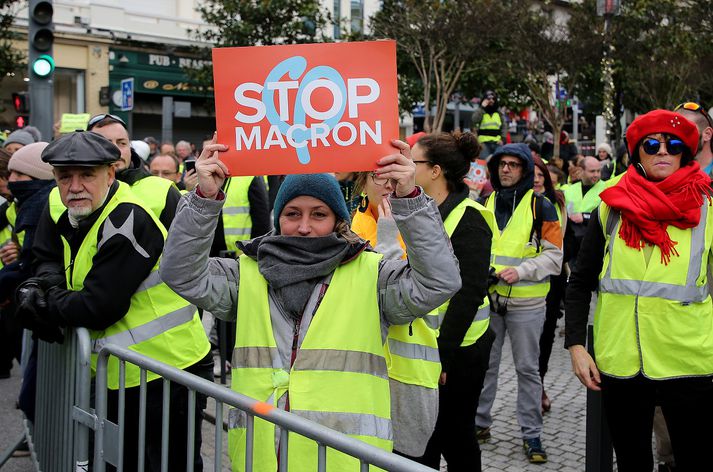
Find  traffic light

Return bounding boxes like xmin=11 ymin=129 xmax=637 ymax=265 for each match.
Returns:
xmin=29 ymin=1 xmax=54 ymax=78
xmin=27 ymin=0 xmax=54 ymax=141
xmin=12 ymin=92 xmax=29 ymax=114
xmin=12 ymin=92 xmax=30 ymax=128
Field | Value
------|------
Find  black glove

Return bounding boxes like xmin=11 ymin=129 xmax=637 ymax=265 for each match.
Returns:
xmin=15 ymin=280 xmax=64 ymax=344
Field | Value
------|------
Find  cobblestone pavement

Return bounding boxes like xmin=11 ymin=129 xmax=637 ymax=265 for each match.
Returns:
xmin=1 ymin=317 xmax=609 ymax=471
xmin=477 ymin=320 xmax=593 ymax=472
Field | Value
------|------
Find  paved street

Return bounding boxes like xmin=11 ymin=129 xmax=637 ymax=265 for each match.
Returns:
xmin=1 ymin=317 xmax=610 ymax=471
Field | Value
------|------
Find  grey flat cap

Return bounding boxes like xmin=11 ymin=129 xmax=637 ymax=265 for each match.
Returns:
xmin=42 ymin=131 xmax=121 ymax=166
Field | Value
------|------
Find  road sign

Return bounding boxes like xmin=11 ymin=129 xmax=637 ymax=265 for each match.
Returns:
xmin=120 ymin=77 xmax=134 ymax=111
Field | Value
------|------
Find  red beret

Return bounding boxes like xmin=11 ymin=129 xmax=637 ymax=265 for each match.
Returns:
xmin=626 ymin=109 xmax=699 ymax=157
xmin=406 ymin=132 xmax=426 ymax=148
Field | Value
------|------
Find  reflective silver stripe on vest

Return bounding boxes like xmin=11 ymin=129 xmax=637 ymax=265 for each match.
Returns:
xmin=232 ymin=346 xmax=282 ymax=369
xmin=293 ymin=349 xmax=388 ymax=379
xmin=387 ymin=338 xmax=439 ymax=363
xmin=92 ymin=304 xmax=196 ymax=353
xmin=223 ymin=206 xmax=250 ymax=215
xmin=136 ymin=270 xmax=163 ymax=293
xmin=224 ymin=227 xmax=252 ymax=236
xmin=474 ymin=305 xmax=490 ymax=321
xmin=493 ymin=255 xmax=524 ymax=266
xmin=422 ymin=313 xmax=442 ymax=330
xmin=600 ymin=203 xmax=709 ymax=303
xmin=291 ymin=410 xmax=392 ymax=442
xmin=496 ymin=278 xmax=547 ymax=289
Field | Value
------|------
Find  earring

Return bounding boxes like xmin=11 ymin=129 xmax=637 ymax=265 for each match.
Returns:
xmin=358 ymin=193 xmax=369 ymax=212
xmin=636 ymin=162 xmax=648 ymax=179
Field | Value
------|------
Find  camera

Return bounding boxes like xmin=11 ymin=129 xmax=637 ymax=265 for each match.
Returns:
xmin=487 ymin=267 xmax=499 ymax=288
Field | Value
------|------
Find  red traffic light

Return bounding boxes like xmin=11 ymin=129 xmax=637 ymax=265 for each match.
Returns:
xmin=15 ymin=115 xmax=28 ymax=128
xmin=11 ymin=92 xmax=29 ymax=114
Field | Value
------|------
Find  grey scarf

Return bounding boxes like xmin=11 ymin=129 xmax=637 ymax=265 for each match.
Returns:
xmin=256 ymin=234 xmax=350 ymax=319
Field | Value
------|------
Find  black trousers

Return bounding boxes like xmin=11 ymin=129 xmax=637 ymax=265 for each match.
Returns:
xmin=601 ymin=373 xmax=713 ymax=472
xmin=538 ymin=272 xmax=566 ymax=381
xmin=107 ymin=353 xmax=213 ymax=472
xmin=419 ymin=328 xmax=495 ymax=472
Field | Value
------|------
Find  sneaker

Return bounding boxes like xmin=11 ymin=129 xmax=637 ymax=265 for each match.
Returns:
xmin=476 ymin=426 xmax=491 ymax=443
xmin=523 ymin=437 xmax=547 ymax=463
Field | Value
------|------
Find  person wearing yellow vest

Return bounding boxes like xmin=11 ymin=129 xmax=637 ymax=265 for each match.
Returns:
xmin=472 ymin=91 xmax=506 ymax=159
xmin=18 ymin=132 xmax=212 ymax=471
xmin=351 ymin=169 xmax=439 ymax=460
xmin=566 ymin=110 xmax=713 ymax=471
xmin=161 ymin=136 xmax=462 ymax=472
xmin=406 ymin=132 xmax=495 ymax=471
xmin=564 ymin=156 xmax=605 ymax=273
xmin=476 ymin=143 xmax=563 ymax=464
xmin=87 ymin=114 xmax=182 ymax=229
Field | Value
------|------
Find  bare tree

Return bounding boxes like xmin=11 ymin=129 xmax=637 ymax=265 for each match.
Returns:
xmin=372 ymin=0 xmax=505 ymax=132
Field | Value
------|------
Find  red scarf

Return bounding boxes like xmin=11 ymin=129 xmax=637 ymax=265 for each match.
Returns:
xmin=599 ymin=162 xmax=712 ymax=264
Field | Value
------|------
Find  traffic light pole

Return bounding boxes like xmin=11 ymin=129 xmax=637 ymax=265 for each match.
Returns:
xmin=28 ymin=0 xmax=54 ymax=141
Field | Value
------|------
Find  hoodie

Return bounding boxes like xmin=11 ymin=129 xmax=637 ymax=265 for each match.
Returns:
xmin=485 ymin=143 xmax=563 ymax=311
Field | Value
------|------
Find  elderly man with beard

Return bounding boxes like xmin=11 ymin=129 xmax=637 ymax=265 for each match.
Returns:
xmin=17 ymin=131 xmax=212 ymax=471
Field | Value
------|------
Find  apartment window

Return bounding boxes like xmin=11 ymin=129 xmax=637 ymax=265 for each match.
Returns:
xmin=350 ymin=0 xmax=364 ymax=34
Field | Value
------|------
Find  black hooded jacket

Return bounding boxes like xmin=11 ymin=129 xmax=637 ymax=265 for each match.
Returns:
xmin=486 ymin=143 xmax=536 ymax=230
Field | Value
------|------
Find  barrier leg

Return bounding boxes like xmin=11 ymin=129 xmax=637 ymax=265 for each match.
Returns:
xmin=0 ymin=434 xmax=27 ymax=467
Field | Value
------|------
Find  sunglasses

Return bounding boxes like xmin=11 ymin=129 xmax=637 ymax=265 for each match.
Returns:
xmin=87 ymin=113 xmax=127 ymax=130
xmin=674 ymin=102 xmax=713 ymax=128
xmin=641 ymin=137 xmax=685 ymax=156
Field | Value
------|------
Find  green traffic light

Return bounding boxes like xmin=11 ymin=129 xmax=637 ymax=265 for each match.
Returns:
xmin=32 ymin=54 xmax=54 ymax=77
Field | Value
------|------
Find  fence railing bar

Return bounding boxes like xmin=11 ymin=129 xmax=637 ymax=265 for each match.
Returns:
xmin=214 ymin=400 xmax=224 ymax=471
xmin=160 ymin=378 xmax=170 ymax=472
xmin=245 ymin=413 xmax=254 ymax=472
xmin=317 ymin=443 xmax=326 ymax=472
xmin=187 ymin=389 xmax=196 ymax=472
xmin=118 ymin=360 xmax=126 ymax=472
xmin=278 ymin=427 xmax=288 ymax=472
xmin=138 ymin=368 xmax=147 ymax=472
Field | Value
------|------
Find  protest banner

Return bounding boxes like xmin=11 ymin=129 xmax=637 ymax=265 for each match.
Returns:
xmin=212 ymin=41 xmax=399 ymax=176
xmin=60 ymin=113 xmax=91 ymax=133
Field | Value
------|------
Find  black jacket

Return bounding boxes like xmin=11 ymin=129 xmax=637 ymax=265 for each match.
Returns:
xmin=32 ymin=181 xmax=165 ymax=330
xmin=437 ymin=186 xmax=493 ymax=372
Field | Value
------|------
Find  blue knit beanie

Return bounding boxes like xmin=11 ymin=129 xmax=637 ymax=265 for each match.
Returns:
xmin=273 ymin=174 xmax=351 ymax=233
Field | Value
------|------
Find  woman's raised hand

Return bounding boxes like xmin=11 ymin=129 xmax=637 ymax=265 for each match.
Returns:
xmin=196 ymin=132 xmax=230 ymax=199
xmin=375 ymin=139 xmax=416 ymax=197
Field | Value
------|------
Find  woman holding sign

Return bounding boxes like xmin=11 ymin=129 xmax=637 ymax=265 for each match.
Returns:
xmin=412 ymin=131 xmax=496 ymax=472
xmin=160 ymin=136 xmax=461 ymax=471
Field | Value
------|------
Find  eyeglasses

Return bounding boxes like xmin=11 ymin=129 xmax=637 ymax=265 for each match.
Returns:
xmin=370 ymin=172 xmax=390 ymax=186
xmin=641 ymin=137 xmax=685 ymax=156
xmin=87 ymin=114 xmax=127 ymax=131
xmin=412 ymin=160 xmax=431 ymax=165
xmin=498 ymin=160 xmax=522 ymax=170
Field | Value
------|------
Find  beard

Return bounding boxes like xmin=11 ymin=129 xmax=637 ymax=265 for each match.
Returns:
xmin=66 ymin=191 xmax=95 ymax=221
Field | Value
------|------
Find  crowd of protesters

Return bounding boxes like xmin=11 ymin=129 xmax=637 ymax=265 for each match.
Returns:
xmin=1 ymin=98 xmax=712 ymax=472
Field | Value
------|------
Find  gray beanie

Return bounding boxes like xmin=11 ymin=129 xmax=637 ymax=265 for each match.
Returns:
xmin=4 ymin=129 xmax=35 ymax=148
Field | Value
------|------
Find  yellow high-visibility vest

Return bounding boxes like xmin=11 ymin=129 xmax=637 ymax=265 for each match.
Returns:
xmin=485 ymin=190 xmax=550 ymax=298
xmin=228 ymin=252 xmax=391 ymax=471
xmin=61 ymin=181 xmax=209 ymax=389
xmin=593 ymin=200 xmax=713 ymax=379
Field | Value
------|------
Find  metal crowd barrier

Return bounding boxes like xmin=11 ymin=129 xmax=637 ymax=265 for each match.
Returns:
xmin=0 ymin=328 xmax=93 ymax=471
xmin=12 ymin=326 xmax=431 ymax=471
xmin=91 ymin=343 xmax=433 ymax=472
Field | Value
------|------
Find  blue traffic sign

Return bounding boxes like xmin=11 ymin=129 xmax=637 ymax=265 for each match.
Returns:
xmin=120 ymin=77 xmax=134 ymax=112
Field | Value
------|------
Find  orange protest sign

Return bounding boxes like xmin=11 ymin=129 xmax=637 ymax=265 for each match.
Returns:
xmin=212 ymin=41 xmax=399 ymax=176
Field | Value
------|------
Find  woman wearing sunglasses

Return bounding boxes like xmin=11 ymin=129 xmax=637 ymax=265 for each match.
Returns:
xmin=565 ymin=109 xmax=713 ymax=470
